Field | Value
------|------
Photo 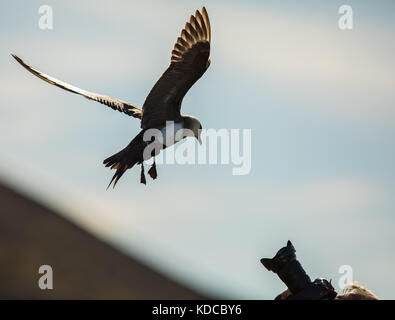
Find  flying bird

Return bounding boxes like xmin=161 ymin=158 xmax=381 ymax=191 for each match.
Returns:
xmin=12 ymin=7 xmax=211 ymax=188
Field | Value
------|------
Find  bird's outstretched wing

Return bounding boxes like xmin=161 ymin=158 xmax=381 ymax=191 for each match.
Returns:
xmin=12 ymin=54 xmax=142 ymax=119
xmin=141 ymin=7 xmax=211 ymax=129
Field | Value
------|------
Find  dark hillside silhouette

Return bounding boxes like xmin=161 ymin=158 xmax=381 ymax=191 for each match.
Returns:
xmin=0 ymin=182 xmax=206 ymax=299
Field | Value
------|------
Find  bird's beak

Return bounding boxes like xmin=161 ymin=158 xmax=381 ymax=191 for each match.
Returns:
xmin=196 ymin=128 xmax=202 ymax=145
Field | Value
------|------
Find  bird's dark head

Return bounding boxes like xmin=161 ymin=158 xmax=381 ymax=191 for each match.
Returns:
xmin=182 ymin=115 xmax=202 ymax=145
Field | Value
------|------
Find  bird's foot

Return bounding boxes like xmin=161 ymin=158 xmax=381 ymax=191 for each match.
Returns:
xmin=148 ymin=159 xmax=157 ymax=180
xmin=140 ymin=163 xmax=147 ymax=185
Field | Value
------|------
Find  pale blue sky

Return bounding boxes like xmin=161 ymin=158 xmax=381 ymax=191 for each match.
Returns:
xmin=1 ymin=0 xmax=394 ymax=298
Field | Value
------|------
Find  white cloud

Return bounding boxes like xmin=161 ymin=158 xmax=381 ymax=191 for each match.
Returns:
xmin=258 ymin=179 xmax=384 ymax=216
xmin=211 ymin=5 xmax=395 ymax=123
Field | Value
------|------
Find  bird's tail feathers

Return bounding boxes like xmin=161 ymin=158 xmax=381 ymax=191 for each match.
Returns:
xmin=103 ymin=130 xmax=147 ymax=189
xmin=103 ymin=148 xmax=134 ymax=189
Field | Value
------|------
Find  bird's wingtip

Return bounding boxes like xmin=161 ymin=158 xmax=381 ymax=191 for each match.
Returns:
xmin=11 ymin=54 xmax=22 ymax=63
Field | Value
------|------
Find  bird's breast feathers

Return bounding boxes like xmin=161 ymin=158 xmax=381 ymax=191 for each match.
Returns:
xmin=157 ymin=121 xmax=184 ymax=147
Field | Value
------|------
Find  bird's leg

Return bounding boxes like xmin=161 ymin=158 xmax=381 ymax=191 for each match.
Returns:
xmin=148 ymin=157 xmax=158 ymax=180
xmin=140 ymin=163 xmax=146 ymax=185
